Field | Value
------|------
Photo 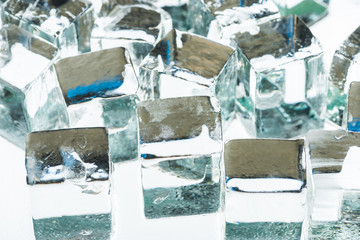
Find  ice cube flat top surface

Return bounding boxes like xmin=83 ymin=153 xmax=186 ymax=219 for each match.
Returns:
xmin=347 ymin=82 xmax=360 ymax=131
xmin=235 ymin=15 xmax=318 ymax=61
xmin=55 ymin=47 xmax=134 ymax=105
xmin=0 ymin=25 xmax=58 ymax=89
xmin=26 ymin=127 xmax=109 ymax=184
xmin=307 ymin=129 xmax=360 ymax=173
xmin=148 ymin=29 xmax=234 ymax=79
xmin=138 ymin=96 xmax=221 ymax=143
xmin=224 ymin=139 xmax=305 ymax=180
xmin=3 ymin=0 xmax=91 ymax=35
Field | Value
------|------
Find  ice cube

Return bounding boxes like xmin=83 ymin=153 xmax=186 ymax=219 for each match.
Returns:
xmin=139 ymin=29 xmax=237 ymax=125
xmin=54 ymin=47 xmax=139 ymax=163
xmin=135 ymin=96 xmax=224 ymax=237
xmin=224 ymin=138 xmax=306 ymax=240
xmin=306 ymin=130 xmax=360 ymax=239
xmin=91 ymin=2 xmax=172 ymax=67
xmin=230 ymin=15 xmax=326 ymax=138
xmin=151 ymin=0 xmax=189 ymax=30
xmin=26 ymin=127 xmax=111 ymax=240
xmin=0 ymin=25 xmax=68 ymax=148
xmin=2 ymin=0 xmax=95 ymax=56
xmin=187 ymin=0 xmax=279 ymax=37
xmin=327 ymin=25 xmax=360 ymax=126
xmin=346 ymin=82 xmax=360 ymax=132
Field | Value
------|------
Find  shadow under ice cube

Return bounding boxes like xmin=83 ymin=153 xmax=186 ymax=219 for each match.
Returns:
xmin=224 ymin=138 xmax=306 ymax=240
xmin=0 ymin=25 xmax=68 ymax=148
xmin=1 ymin=0 xmax=95 ymax=56
xmin=26 ymin=127 xmax=111 ymax=240
xmin=232 ymin=15 xmax=326 ymax=138
xmin=138 ymin=96 xmax=224 ymax=238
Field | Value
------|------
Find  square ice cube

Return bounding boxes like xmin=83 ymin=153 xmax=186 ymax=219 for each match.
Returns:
xmin=346 ymin=82 xmax=360 ymax=131
xmin=151 ymin=0 xmax=189 ymax=30
xmin=137 ymin=96 xmax=224 ymax=238
xmin=139 ymin=29 xmax=237 ymax=124
xmin=91 ymin=2 xmax=172 ymax=67
xmin=0 ymin=24 xmax=68 ymax=148
xmin=54 ymin=47 xmax=139 ymax=163
xmin=2 ymin=0 xmax=95 ymax=56
xmin=230 ymin=15 xmax=326 ymax=138
xmin=26 ymin=127 xmax=111 ymax=240
xmin=224 ymin=138 xmax=306 ymax=240
xmin=306 ymin=129 xmax=360 ymax=239
xmin=187 ymin=0 xmax=279 ymax=37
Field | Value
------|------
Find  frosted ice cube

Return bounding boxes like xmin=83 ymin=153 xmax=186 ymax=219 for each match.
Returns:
xmin=54 ymin=47 xmax=139 ymax=163
xmin=2 ymin=0 xmax=94 ymax=56
xmin=327 ymin=25 xmax=360 ymax=126
xmin=91 ymin=2 xmax=172 ymax=67
xmin=273 ymin=0 xmax=329 ymax=25
xmin=26 ymin=127 xmax=111 ymax=240
xmin=139 ymin=29 xmax=237 ymax=124
xmin=187 ymin=0 xmax=279 ymax=37
xmin=136 ymin=96 xmax=224 ymax=237
xmin=231 ymin=15 xmax=326 ymax=138
xmin=306 ymin=130 xmax=360 ymax=239
xmin=0 ymin=25 xmax=68 ymax=148
xmin=224 ymin=138 xmax=306 ymax=240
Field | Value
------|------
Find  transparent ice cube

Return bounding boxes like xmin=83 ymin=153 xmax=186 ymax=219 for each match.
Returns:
xmin=306 ymin=129 xmax=360 ymax=239
xmin=327 ymin=25 xmax=360 ymax=126
xmin=2 ymin=0 xmax=95 ymax=56
xmin=345 ymin=82 xmax=360 ymax=132
xmin=187 ymin=0 xmax=279 ymax=37
xmin=54 ymin=47 xmax=139 ymax=163
xmin=139 ymin=29 xmax=237 ymax=124
xmin=0 ymin=24 xmax=68 ymax=148
xmin=224 ymin=139 xmax=306 ymax=240
xmin=230 ymin=15 xmax=326 ymax=138
xmin=273 ymin=0 xmax=329 ymax=25
xmin=91 ymin=2 xmax=172 ymax=67
xmin=151 ymin=0 xmax=189 ymax=30
xmin=26 ymin=128 xmax=111 ymax=240
xmin=137 ymin=96 xmax=224 ymax=237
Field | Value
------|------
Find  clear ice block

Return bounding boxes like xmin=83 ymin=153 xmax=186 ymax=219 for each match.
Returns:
xmin=224 ymin=139 xmax=307 ymax=240
xmin=187 ymin=0 xmax=279 ymax=37
xmin=306 ymin=129 xmax=360 ymax=239
xmin=272 ymin=0 xmax=329 ymax=25
xmin=138 ymin=96 xmax=224 ymax=238
xmin=231 ymin=15 xmax=326 ymax=138
xmin=2 ymin=0 xmax=95 ymax=56
xmin=151 ymin=0 xmax=189 ymax=31
xmin=26 ymin=128 xmax=111 ymax=240
xmin=327 ymin=25 xmax=360 ymax=126
xmin=139 ymin=29 xmax=237 ymax=123
xmin=91 ymin=1 xmax=172 ymax=67
xmin=54 ymin=47 xmax=138 ymax=163
xmin=0 ymin=24 xmax=68 ymax=148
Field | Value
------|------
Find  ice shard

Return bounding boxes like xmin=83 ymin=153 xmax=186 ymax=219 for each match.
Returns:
xmin=187 ymin=0 xmax=279 ymax=37
xmin=26 ymin=127 xmax=111 ymax=240
xmin=0 ymin=24 xmax=68 ymax=148
xmin=91 ymin=1 xmax=172 ymax=67
xmin=306 ymin=129 xmax=360 ymax=239
xmin=1 ymin=0 xmax=95 ymax=56
xmin=139 ymin=29 xmax=237 ymax=124
xmin=54 ymin=47 xmax=139 ymax=163
xmin=137 ymin=96 xmax=224 ymax=239
xmin=224 ymin=138 xmax=306 ymax=240
xmin=231 ymin=15 xmax=326 ymax=138
xmin=327 ymin=25 xmax=360 ymax=126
